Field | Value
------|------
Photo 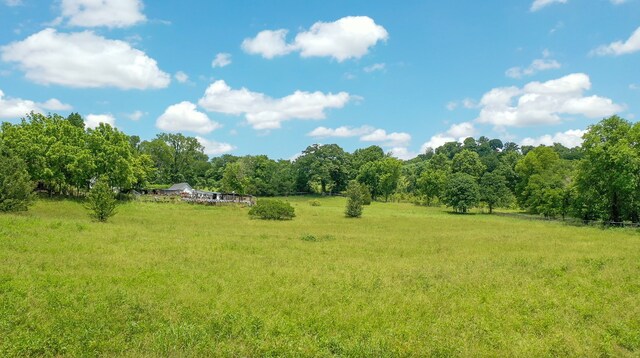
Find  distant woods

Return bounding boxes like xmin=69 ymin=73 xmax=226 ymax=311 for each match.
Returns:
xmin=1 ymin=112 xmax=639 ymax=224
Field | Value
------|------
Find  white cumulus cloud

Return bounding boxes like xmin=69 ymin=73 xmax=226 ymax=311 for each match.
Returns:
xmin=0 ymin=89 xmax=72 ymax=119
xmin=60 ymin=0 xmax=146 ymax=28
xmin=506 ymin=50 xmax=561 ymax=78
xmin=592 ymin=26 xmax=640 ymax=56
xmin=361 ymin=129 xmax=411 ymax=147
xmin=521 ymin=129 xmax=587 ymax=148
xmin=308 ymin=124 xmax=413 ymax=159
xmin=86 ymin=113 xmax=115 ymax=129
xmin=476 ymin=73 xmax=622 ymax=127
xmin=308 ymin=125 xmax=411 ymax=147
xmin=174 ymin=71 xmax=189 ymax=83
xmin=212 ymin=53 xmax=232 ymax=68
xmin=242 ymin=16 xmax=388 ymax=62
xmin=420 ymin=122 xmax=476 ymax=153
xmin=387 ymin=147 xmax=418 ymax=161
xmin=531 ymin=0 xmax=567 ymax=12
xmin=0 ymin=28 xmax=171 ymax=89
xmin=156 ymin=101 xmax=221 ymax=134
xmin=198 ymin=80 xmax=351 ymax=130
xmin=242 ymin=30 xmax=294 ymax=59
xmin=126 ymin=110 xmax=145 ymax=121
xmin=308 ymin=125 xmax=374 ymax=138
xmin=195 ymin=136 xmax=236 ymax=156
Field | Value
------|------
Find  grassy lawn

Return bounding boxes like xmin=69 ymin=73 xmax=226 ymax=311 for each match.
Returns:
xmin=1 ymin=197 xmax=639 ymax=356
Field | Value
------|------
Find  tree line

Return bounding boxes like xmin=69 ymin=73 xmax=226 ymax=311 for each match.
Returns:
xmin=1 ymin=112 xmax=639 ymax=224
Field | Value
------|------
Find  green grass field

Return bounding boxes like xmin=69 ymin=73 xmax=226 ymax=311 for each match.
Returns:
xmin=1 ymin=197 xmax=639 ymax=356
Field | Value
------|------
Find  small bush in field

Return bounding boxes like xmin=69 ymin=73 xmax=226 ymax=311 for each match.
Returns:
xmin=86 ymin=176 xmax=117 ymax=222
xmin=308 ymin=199 xmax=321 ymax=206
xmin=361 ymin=186 xmax=372 ymax=205
xmin=249 ymin=199 xmax=295 ymax=220
xmin=345 ymin=181 xmax=364 ymax=218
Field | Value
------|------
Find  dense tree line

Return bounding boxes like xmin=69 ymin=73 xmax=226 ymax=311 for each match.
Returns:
xmin=1 ymin=112 xmax=638 ymax=224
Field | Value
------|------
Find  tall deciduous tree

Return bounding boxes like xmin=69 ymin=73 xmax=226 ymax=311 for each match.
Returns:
xmin=0 ymin=141 xmax=34 ymax=212
xmin=295 ymin=144 xmax=350 ymax=194
xmin=452 ymin=149 xmax=486 ymax=179
xmin=515 ymin=146 xmax=573 ymax=217
xmin=87 ymin=123 xmax=153 ymax=190
xmin=443 ymin=173 xmax=480 ymax=213
xmin=357 ymin=157 xmax=402 ymax=201
xmin=479 ymin=172 xmax=513 ymax=213
xmin=575 ymin=116 xmax=640 ymax=223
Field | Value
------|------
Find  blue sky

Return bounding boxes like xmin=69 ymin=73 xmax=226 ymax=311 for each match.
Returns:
xmin=0 ymin=0 xmax=638 ymax=159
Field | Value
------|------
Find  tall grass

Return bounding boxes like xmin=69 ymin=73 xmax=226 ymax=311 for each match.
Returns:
xmin=1 ymin=197 xmax=639 ymax=356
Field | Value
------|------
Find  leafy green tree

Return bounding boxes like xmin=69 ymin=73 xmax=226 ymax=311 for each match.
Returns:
xmin=357 ymin=157 xmax=402 ymax=201
xmin=494 ymin=150 xmax=521 ymax=193
xmin=502 ymin=142 xmax=519 ymax=153
xmin=66 ymin=112 xmax=85 ymax=128
xmin=479 ymin=172 xmax=513 ymax=213
xmin=515 ymin=146 xmax=573 ymax=217
xmin=417 ymin=168 xmax=447 ymax=206
xmin=488 ymin=139 xmax=504 ymax=151
xmin=435 ymin=141 xmax=462 ymax=159
xmin=87 ymin=123 xmax=151 ymax=190
xmin=221 ymin=161 xmax=246 ymax=194
xmin=294 ymin=144 xmax=350 ymax=194
xmin=86 ymin=176 xmax=117 ymax=222
xmin=351 ymin=145 xmax=385 ymax=177
xmin=443 ymin=173 xmax=480 ymax=213
xmin=1 ymin=112 xmax=94 ymax=195
xmin=575 ymin=116 xmax=640 ymax=223
xmin=462 ymin=137 xmax=478 ymax=152
xmin=140 ymin=133 xmax=209 ymax=186
xmin=345 ymin=180 xmax=364 ymax=218
xmin=452 ymin=149 xmax=486 ymax=178
xmin=270 ymin=160 xmax=296 ymax=196
xmin=0 ymin=143 xmax=35 ymax=212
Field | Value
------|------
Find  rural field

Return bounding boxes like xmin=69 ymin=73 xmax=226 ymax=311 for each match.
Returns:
xmin=1 ymin=197 xmax=639 ymax=356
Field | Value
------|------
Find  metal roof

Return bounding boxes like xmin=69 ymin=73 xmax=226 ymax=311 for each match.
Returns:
xmin=166 ymin=183 xmax=193 ymax=191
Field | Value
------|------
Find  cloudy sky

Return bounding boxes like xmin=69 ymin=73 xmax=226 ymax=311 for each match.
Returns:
xmin=0 ymin=0 xmax=638 ymax=159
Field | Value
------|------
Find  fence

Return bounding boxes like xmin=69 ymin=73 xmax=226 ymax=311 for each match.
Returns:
xmin=493 ymin=212 xmax=640 ymax=228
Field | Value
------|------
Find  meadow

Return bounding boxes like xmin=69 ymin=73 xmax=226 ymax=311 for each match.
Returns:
xmin=1 ymin=197 xmax=639 ymax=356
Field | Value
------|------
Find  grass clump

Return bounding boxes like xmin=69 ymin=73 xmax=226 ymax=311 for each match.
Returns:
xmin=300 ymin=234 xmax=335 ymax=242
xmin=248 ymin=199 xmax=295 ymax=220
xmin=308 ymin=199 xmax=321 ymax=206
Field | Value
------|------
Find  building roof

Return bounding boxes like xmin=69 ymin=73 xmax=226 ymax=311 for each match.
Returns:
xmin=166 ymin=183 xmax=193 ymax=191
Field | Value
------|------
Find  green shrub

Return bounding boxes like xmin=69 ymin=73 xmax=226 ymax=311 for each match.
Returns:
xmin=345 ymin=181 xmax=364 ymax=218
xmin=249 ymin=199 xmax=295 ymax=220
xmin=86 ymin=176 xmax=117 ymax=222
xmin=308 ymin=199 xmax=321 ymax=206
xmin=361 ymin=186 xmax=372 ymax=205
